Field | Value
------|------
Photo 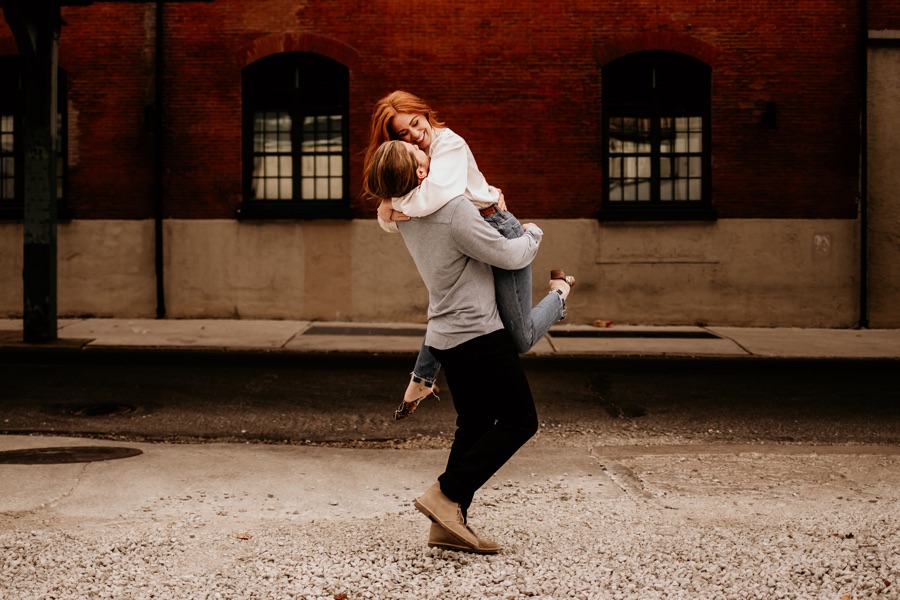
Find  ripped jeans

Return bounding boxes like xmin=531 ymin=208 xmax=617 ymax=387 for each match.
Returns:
xmin=409 ymin=207 xmax=565 ymax=389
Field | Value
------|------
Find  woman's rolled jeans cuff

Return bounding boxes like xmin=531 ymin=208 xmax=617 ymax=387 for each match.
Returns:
xmin=410 ymin=372 xmax=436 ymax=388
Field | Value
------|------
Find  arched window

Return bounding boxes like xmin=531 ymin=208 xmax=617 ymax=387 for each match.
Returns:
xmin=602 ymin=51 xmax=713 ymax=220
xmin=0 ymin=55 xmax=67 ymax=219
xmin=241 ymin=52 xmax=350 ymax=219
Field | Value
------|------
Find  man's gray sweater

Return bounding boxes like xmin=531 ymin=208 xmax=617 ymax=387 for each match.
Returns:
xmin=397 ymin=196 xmax=543 ymax=350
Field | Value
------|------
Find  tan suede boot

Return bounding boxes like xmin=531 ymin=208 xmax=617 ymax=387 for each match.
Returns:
xmin=427 ymin=522 xmax=501 ymax=554
xmin=414 ymin=483 xmax=486 ymax=552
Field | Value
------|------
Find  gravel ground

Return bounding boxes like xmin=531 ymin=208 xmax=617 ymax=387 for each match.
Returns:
xmin=2 ymin=450 xmax=899 ymax=600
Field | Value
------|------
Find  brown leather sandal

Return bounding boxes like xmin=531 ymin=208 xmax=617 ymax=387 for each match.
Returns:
xmin=550 ymin=269 xmax=576 ymax=287
xmin=394 ymin=386 xmax=440 ymax=421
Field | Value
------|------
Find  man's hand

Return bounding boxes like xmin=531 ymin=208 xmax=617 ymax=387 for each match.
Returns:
xmin=378 ymin=199 xmax=410 ymax=223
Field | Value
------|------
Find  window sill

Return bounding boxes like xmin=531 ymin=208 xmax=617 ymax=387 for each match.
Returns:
xmin=0 ymin=205 xmax=73 ymax=222
xmin=238 ymin=201 xmax=354 ymax=221
xmin=598 ymin=206 xmax=718 ymax=222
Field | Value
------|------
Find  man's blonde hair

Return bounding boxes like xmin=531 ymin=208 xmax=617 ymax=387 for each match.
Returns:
xmin=363 ymin=140 xmax=419 ymax=200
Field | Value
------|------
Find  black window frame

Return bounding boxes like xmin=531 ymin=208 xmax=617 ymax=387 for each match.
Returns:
xmin=240 ymin=52 xmax=352 ymax=220
xmin=602 ymin=51 xmax=715 ymax=221
xmin=0 ymin=55 xmax=68 ymax=220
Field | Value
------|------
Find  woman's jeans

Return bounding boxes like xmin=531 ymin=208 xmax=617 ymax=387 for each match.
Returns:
xmin=429 ymin=328 xmax=539 ymax=517
xmin=409 ymin=208 xmax=565 ymax=388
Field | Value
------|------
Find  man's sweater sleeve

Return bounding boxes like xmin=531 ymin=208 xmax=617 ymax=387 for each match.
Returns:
xmin=449 ymin=201 xmax=542 ymax=270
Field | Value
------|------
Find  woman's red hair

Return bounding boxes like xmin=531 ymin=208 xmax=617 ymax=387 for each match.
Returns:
xmin=363 ymin=91 xmax=445 ymax=196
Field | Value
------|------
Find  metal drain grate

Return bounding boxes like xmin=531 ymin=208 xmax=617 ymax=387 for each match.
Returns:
xmin=0 ymin=446 xmax=143 ymax=464
xmin=303 ymin=326 xmax=426 ymax=337
xmin=60 ymin=403 xmax=137 ymax=417
xmin=549 ymin=330 xmax=720 ymax=339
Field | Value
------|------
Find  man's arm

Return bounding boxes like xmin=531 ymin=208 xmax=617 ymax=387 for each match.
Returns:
xmin=448 ymin=199 xmax=541 ymax=271
xmin=376 ymin=198 xmax=411 ymax=233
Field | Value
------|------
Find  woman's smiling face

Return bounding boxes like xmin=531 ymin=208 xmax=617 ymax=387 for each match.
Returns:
xmin=390 ymin=112 xmax=433 ymax=151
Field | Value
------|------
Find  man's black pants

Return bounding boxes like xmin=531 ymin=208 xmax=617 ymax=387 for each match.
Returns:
xmin=429 ymin=328 xmax=539 ymax=516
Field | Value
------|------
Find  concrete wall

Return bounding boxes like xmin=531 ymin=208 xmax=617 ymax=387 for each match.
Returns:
xmin=0 ymin=218 xmax=860 ymax=327
xmin=1 ymin=220 xmax=156 ymax=318
xmin=868 ymin=44 xmax=900 ymax=327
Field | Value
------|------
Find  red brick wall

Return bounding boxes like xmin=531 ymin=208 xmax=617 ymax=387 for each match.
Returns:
xmin=1 ymin=0 xmax=869 ymax=220
xmin=869 ymin=0 xmax=900 ymax=30
xmin=62 ymin=4 xmax=157 ymax=219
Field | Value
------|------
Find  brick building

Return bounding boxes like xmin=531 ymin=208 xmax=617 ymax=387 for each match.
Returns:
xmin=1 ymin=0 xmax=899 ymax=327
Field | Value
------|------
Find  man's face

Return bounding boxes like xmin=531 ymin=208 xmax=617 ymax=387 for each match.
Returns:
xmin=403 ymin=142 xmax=430 ymax=183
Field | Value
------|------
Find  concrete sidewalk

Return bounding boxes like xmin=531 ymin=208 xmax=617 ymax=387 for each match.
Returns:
xmin=1 ymin=317 xmax=899 ymax=359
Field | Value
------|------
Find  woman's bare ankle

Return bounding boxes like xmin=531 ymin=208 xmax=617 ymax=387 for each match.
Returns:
xmin=404 ymin=378 xmax=433 ymax=403
xmin=550 ymin=279 xmax=571 ymax=301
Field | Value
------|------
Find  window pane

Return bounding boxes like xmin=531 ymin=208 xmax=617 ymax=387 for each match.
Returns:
xmin=279 ymin=178 xmax=292 ymax=200
xmin=674 ymin=178 xmax=689 ymax=200
xmin=689 ymin=133 xmax=702 ymax=152
xmin=263 ymin=155 xmax=279 ymax=177
xmin=689 ymin=178 xmax=702 ymax=200
xmin=329 ymin=177 xmax=342 ymax=198
xmin=636 ymin=180 xmax=651 ymax=201
xmin=609 ymin=183 xmax=623 ymax=201
xmin=264 ymin=179 xmax=279 ymax=199
xmin=301 ymin=155 xmax=314 ymax=177
xmin=661 ymin=178 xmax=674 ymax=201
xmin=660 ymin=157 xmax=672 ymax=178
xmin=624 ymin=156 xmax=638 ymax=178
xmin=608 ymin=156 xmax=621 ymax=178
xmin=689 ymin=156 xmax=702 ymax=176
xmin=302 ymin=178 xmax=314 ymax=198
xmin=279 ymin=156 xmax=292 ymax=177
xmin=1 ymin=116 xmax=12 ymax=151
xmin=637 ymin=156 xmax=651 ymax=178
xmin=315 ymin=155 xmax=328 ymax=176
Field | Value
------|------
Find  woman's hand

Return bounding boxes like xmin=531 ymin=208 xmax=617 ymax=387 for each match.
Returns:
xmin=496 ymin=189 xmax=507 ymax=212
xmin=377 ymin=199 xmax=411 ymax=223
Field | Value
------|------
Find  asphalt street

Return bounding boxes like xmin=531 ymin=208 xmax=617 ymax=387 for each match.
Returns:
xmin=1 ymin=353 xmax=898 ymax=448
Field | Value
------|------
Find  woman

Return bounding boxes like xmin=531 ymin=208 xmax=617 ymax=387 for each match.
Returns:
xmin=363 ymin=91 xmax=574 ymax=420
